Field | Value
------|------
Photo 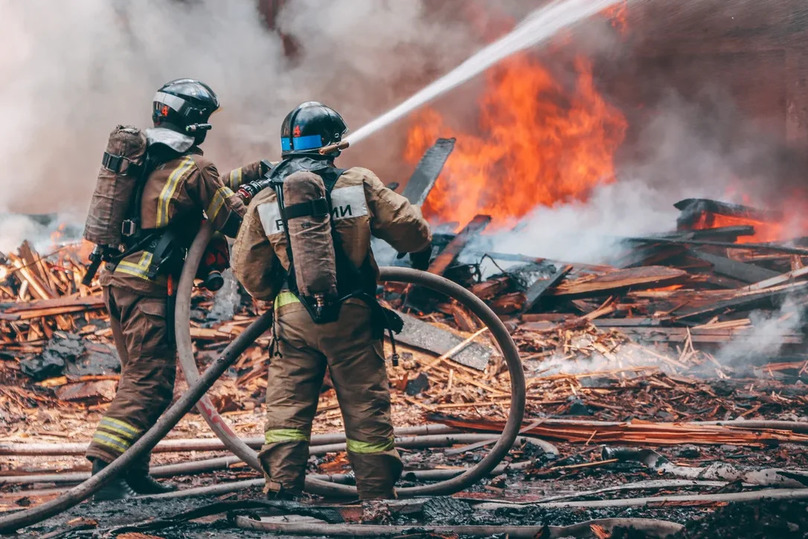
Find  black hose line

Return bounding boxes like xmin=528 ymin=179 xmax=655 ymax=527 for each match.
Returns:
xmin=0 ymin=309 xmax=274 ymax=535
xmin=175 ymin=224 xmax=526 ymax=497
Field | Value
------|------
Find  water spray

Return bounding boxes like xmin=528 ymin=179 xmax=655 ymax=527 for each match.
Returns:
xmin=345 ymin=0 xmax=628 ymax=145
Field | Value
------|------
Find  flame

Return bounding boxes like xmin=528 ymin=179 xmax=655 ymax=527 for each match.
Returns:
xmin=604 ymin=0 xmax=629 ymax=37
xmin=689 ymin=212 xmax=784 ymax=244
xmin=405 ymin=53 xmax=627 ymax=229
xmin=684 ymin=185 xmax=808 ymax=243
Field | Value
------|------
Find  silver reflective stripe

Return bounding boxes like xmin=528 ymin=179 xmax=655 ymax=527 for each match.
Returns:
xmin=154 ymin=91 xmax=187 ymax=112
xmin=257 ymin=184 xmax=367 ymax=237
xmin=257 ymin=202 xmax=284 ymax=236
xmin=329 ymin=185 xmax=367 ymax=221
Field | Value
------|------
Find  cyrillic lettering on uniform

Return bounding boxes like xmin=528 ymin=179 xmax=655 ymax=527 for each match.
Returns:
xmin=257 ymin=202 xmax=284 ymax=236
xmin=330 ymin=185 xmax=367 ymax=222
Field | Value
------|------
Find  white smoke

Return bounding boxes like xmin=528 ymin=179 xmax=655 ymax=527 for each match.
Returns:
xmin=468 ymin=179 xmax=676 ymax=265
xmin=715 ymin=298 xmax=805 ymax=368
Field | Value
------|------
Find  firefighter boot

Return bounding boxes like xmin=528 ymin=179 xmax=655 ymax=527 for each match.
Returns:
xmin=90 ymin=458 xmax=136 ymax=502
xmin=126 ymin=472 xmax=177 ymax=494
xmin=125 ymin=456 xmax=177 ymax=494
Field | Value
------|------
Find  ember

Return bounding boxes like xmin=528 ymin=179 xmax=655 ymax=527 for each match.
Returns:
xmin=405 ymin=53 xmax=627 ymax=229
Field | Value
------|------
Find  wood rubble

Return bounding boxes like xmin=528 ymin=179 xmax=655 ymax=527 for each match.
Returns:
xmin=0 ymin=199 xmax=807 ymax=533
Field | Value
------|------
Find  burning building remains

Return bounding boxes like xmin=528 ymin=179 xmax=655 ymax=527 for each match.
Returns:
xmin=1 ymin=0 xmax=808 ymax=537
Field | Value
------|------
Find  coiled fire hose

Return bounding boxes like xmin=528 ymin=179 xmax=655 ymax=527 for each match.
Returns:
xmin=0 ymin=224 xmax=525 ymax=533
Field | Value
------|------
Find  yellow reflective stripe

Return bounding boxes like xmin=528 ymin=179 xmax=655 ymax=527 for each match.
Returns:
xmin=346 ymin=437 xmax=395 ymax=454
xmin=228 ymin=168 xmax=243 ymax=190
xmin=115 ymin=252 xmax=153 ymax=279
xmin=274 ymin=291 xmax=300 ymax=310
xmin=264 ymin=428 xmax=310 ymax=444
xmin=157 ymin=156 xmax=194 ymax=227
xmin=92 ymin=432 xmax=131 ymax=453
xmin=206 ymin=185 xmax=235 ymax=223
xmin=100 ymin=417 xmax=141 ymax=439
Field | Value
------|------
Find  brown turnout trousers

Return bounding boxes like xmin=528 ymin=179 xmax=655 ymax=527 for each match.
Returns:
xmin=262 ymin=295 xmax=402 ymax=499
xmin=86 ymin=152 xmax=262 ymax=468
xmin=85 ymin=286 xmax=173 ymax=472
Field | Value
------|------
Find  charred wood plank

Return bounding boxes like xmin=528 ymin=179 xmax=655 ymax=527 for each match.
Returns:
xmin=621 ymin=244 xmax=686 ymax=269
xmin=603 ymin=326 xmax=804 ymax=345
xmin=402 ymin=138 xmax=456 ymax=206
xmin=675 ymin=198 xmax=781 ymax=228
xmin=3 ymin=294 xmax=105 ymax=313
xmin=674 ymin=281 xmax=808 ymax=321
xmin=470 ymin=276 xmax=511 ymax=301
xmin=689 ymin=249 xmax=779 ymax=284
xmin=523 ymin=265 xmax=573 ymax=312
xmin=394 ymin=312 xmax=491 ymax=370
xmin=626 ymin=236 xmax=808 ymax=256
xmin=428 ymin=215 xmax=491 ymax=276
xmin=54 ymin=380 xmax=118 ymax=403
xmin=744 ymin=265 xmax=808 ymax=291
xmin=428 ymin=414 xmax=808 ymax=445
xmin=592 ymin=317 xmax=662 ymax=327
xmin=634 ymin=226 xmax=755 ymax=244
xmin=437 ymin=301 xmax=479 ymax=332
xmin=490 ymin=292 xmax=525 ymax=314
xmin=550 ymin=266 xmax=688 ymax=298
xmin=686 ymin=226 xmax=755 ymax=242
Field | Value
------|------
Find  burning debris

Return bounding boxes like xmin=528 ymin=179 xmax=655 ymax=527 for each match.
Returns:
xmin=405 ymin=53 xmax=627 ymax=229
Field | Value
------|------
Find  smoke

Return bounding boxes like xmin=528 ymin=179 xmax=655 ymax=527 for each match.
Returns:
xmin=715 ymin=298 xmax=806 ymax=369
xmin=0 ymin=0 xmax=497 ymax=219
xmin=467 ymin=179 xmax=675 ymax=265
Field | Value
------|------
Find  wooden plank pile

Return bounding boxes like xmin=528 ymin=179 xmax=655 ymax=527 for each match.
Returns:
xmin=401 ymin=206 xmax=808 ymax=367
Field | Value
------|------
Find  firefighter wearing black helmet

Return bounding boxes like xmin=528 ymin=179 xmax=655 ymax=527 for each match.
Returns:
xmin=85 ymin=79 xmax=266 ymax=500
xmin=232 ymin=101 xmax=432 ymax=500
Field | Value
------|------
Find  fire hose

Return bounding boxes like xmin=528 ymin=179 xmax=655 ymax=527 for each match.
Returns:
xmin=0 ymin=224 xmax=525 ymax=533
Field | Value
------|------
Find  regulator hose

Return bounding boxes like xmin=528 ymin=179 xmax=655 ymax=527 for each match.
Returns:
xmin=175 ymin=223 xmax=526 ymax=498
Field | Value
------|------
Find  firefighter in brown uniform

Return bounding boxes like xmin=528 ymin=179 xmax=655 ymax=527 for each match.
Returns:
xmin=85 ymin=79 xmax=265 ymax=500
xmin=232 ymin=101 xmax=432 ymax=500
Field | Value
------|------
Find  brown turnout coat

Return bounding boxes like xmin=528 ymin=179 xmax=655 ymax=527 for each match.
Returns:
xmin=99 ymin=150 xmax=260 ymax=296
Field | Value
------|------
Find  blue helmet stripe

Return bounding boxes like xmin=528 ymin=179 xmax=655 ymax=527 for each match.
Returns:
xmin=292 ymin=134 xmax=322 ymax=151
xmin=281 ymin=134 xmax=323 ymax=152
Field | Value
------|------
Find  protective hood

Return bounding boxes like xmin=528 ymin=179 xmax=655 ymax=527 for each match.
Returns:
xmin=145 ymin=127 xmax=195 ymax=153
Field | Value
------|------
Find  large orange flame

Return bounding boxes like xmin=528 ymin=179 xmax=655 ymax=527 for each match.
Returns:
xmin=404 ymin=53 xmax=627 ymax=229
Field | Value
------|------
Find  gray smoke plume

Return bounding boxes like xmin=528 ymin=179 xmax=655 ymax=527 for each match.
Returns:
xmin=715 ymin=298 xmax=805 ymax=369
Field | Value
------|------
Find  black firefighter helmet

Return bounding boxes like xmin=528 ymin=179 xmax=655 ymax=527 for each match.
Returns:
xmin=281 ymin=101 xmax=348 ymax=157
xmin=152 ymin=79 xmax=220 ymax=144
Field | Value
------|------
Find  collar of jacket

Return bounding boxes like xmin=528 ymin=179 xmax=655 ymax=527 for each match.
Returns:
xmin=269 ymin=156 xmax=336 ymax=182
xmin=145 ymin=127 xmax=195 ymax=153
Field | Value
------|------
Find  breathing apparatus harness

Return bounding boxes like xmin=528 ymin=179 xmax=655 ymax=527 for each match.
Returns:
xmin=255 ymin=157 xmax=404 ymax=365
